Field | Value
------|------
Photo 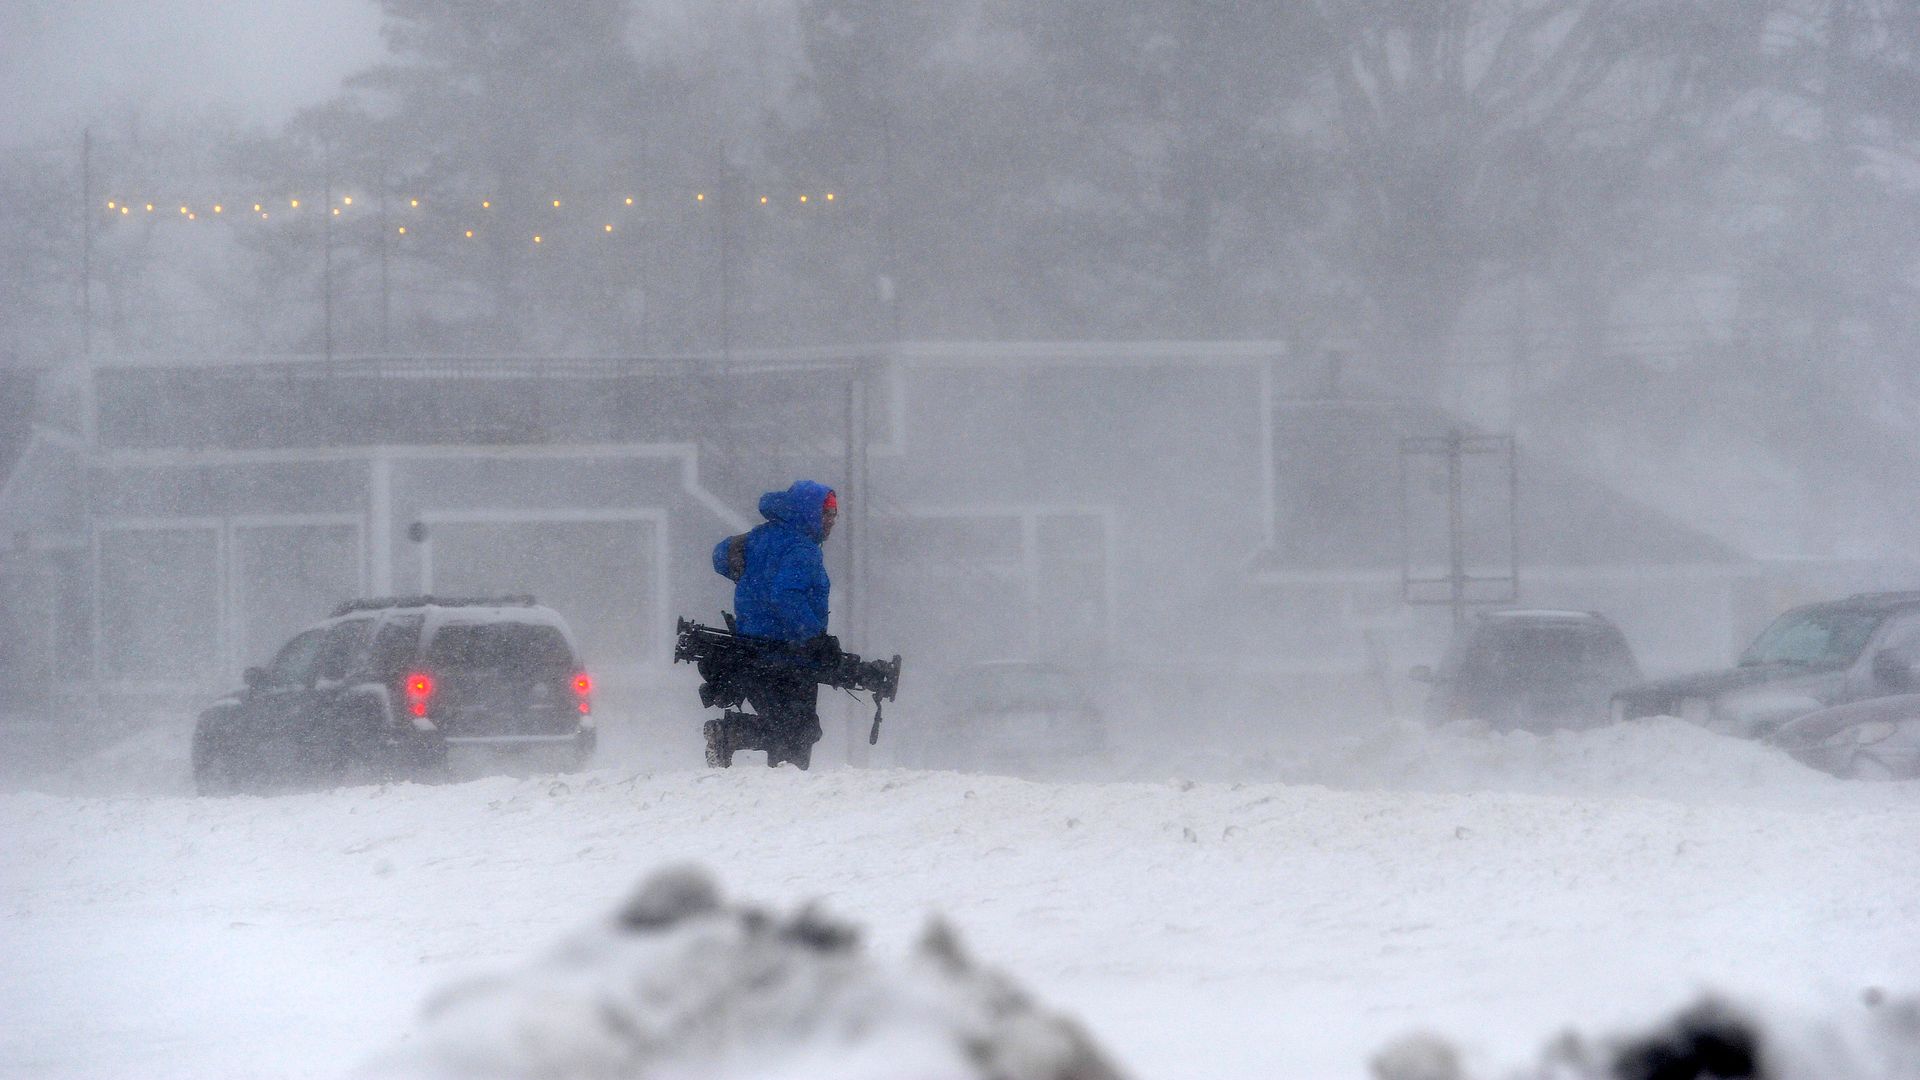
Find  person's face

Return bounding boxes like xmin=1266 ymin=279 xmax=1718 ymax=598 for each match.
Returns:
xmin=821 ymin=502 xmax=838 ymax=540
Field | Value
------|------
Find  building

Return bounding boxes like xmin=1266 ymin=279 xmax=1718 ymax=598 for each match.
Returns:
xmin=0 ymin=345 xmax=1278 ymax=711
xmin=0 ymin=343 xmax=1793 ymax=726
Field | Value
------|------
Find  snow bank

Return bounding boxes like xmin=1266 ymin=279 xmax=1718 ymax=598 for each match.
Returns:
xmin=14 ymin=698 xmax=1912 ymax=815
xmin=0 ymin=712 xmax=194 ymax=797
xmin=7 ymin=691 xmax=1920 ymax=1077
xmin=6 ymin=761 xmax=1919 ymax=1078
xmin=356 ymin=865 xmax=1125 ymax=1080
xmin=1107 ymin=715 xmax=1917 ymax=809
xmin=1373 ymin=991 xmax=1920 ymax=1079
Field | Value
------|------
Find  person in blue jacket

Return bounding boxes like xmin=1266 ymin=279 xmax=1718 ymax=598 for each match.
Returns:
xmin=706 ymin=480 xmax=837 ymax=768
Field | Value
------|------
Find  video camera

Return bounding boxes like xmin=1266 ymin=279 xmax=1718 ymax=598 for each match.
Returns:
xmin=674 ymin=616 xmax=902 ymax=743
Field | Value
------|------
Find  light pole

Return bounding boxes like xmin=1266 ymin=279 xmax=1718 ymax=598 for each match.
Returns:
xmin=80 ymin=127 xmax=93 ymax=359
xmin=322 ymin=142 xmax=335 ymax=362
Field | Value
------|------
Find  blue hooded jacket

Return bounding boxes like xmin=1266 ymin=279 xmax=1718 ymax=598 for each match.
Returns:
xmin=712 ymin=480 xmax=833 ymax=641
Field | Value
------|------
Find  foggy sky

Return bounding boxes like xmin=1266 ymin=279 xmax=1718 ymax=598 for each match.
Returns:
xmin=0 ymin=0 xmax=383 ymax=148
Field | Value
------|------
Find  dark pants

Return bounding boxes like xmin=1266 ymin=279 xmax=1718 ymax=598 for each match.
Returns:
xmin=736 ymin=667 xmax=822 ymax=768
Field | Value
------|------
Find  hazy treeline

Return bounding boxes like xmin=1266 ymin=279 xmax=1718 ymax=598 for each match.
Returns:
xmin=3 ymin=2 xmax=1917 ymax=443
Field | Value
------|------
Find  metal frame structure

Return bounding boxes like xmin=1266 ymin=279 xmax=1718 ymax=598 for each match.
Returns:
xmin=1399 ymin=428 xmax=1520 ymax=627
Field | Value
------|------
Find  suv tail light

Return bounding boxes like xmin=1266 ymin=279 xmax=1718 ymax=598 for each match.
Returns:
xmin=404 ymin=672 xmax=435 ymax=717
xmin=573 ymin=671 xmax=593 ymax=715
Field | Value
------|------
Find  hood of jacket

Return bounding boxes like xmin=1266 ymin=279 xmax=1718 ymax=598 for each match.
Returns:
xmin=758 ymin=480 xmax=833 ymax=541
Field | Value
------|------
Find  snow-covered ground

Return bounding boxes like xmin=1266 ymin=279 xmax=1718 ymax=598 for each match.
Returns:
xmin=4 ymin=714 xmax=1918 ymax=1078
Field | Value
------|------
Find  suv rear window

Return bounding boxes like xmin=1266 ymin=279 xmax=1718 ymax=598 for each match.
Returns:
xmin=1463 ymin=623 xmax=1635 ymax=688
xmin=426 ymin=623 xmax=574 ymax=674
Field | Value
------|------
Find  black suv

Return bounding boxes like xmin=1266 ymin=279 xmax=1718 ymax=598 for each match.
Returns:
xmin=1612 ymin=591 xmax=1920 ymax=738
xmin=1412 ymin=609 xmax=1642 ymax=731
xmin=192 ymin=596 xmax=596 ymax=794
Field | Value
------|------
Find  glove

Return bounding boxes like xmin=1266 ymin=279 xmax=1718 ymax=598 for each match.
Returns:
xmin=809 ymin=634 xmax=843 ymax=666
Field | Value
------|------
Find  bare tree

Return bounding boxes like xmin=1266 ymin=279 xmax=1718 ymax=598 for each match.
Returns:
xmin=1294 ymin=0 xmax=1764 ymax=391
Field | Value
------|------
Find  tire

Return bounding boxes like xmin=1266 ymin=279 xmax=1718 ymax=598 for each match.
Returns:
xmin=192 ymin=713 xmax=250 ymax=796
xmin=331 ymin=704 xmax=399 ymax=786
xmin=249 ymin=714 xmax=346 ymax=791
xmin=192 ymin=736 xmax=242 ymax=796
xmin=303 ymin=729 xmax=350 ymax=789
xmin=1492 ymin=700 xmax=1531 ymax=734
xmin=563 ymin=729 xmax=597 ymax=773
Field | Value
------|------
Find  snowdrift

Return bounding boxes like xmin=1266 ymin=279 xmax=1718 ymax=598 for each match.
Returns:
xmin=1374 ymin=991 xmax=1920 ymax=1080
xmin=357 ymin=865 xmax=1125 ymax=1080
xmin=360 ymin=864 xmax=1920 ymax=1080
xmin=5 ymin=711 xmax=1920 ymax=1077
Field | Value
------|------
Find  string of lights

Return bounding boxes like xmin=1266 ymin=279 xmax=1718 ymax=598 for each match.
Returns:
xmin=96 ymin=190 xmax=844 ymax=242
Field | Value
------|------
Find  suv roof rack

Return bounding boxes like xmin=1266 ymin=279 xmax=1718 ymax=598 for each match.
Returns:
xmin=1480 ymin=608 xmax=1606 ymax=620
xmin=331 ymin=594 xmax=537 ymax=618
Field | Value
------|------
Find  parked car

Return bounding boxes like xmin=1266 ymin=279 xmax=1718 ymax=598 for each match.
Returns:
xmin=1412 ymin=609 xmax=1642 ymax=732
xmin=192 ymin=595 xmax=596 ymax=795
xmin=894 ymin=660 xmax=1106 ymax=773
xmin=1612 ymin=591 xmax=1920 ymax=738
xmin=1769 ymin=695 xmax=1920 ymax=780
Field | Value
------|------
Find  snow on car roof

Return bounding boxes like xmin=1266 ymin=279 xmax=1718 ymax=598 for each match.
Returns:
xmin=1478 ymin=608 xmax=1605 ymax=621
xmin=332 ymin=594 xmax=539 ymax=617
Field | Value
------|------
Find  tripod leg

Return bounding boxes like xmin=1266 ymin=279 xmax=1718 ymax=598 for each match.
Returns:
xmin=702 ymin=718 xmax=733 ymax=768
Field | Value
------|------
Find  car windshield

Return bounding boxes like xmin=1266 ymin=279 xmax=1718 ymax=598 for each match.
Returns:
xmin=1739 ymin=607 xmax=1885 ymax=668
xmin=955 ymin=666 xmax=1088 ymax=712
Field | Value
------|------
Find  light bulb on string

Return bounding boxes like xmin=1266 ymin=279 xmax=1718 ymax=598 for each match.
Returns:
xmin=465 ymin=229 xmax=474 ymax=238
xmin=624 ymin=197 xmax=633 ymax=205
xmin=253 ymin=203 xmax=262 ymax=212
xmin=397 ymin=226 xmax=406 ymax=235
xmin=533 ymin=235 xmax=542 ymax=244
xmin=604 ymin=223 xmax=613 ymax=233
xmin=120 ymin=207 xmax=128 ymax=215
xmin=410 ymin=198 xmax=419 ymax=208
xmin=825 ymin=192 xmax=835 ymax=201
xmin=290 ymin=198 xmax=299 ymax=208
xmin=145 ymin=204 xmax=154 ymax=212
xmin=106 ymin=200 xmax=116 ymax=209
xmin=213 ymin=205 xmax=222 ymax=214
